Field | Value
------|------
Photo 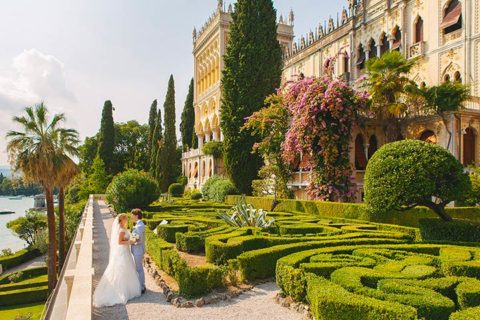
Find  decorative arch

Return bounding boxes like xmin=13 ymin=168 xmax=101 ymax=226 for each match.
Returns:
xmin=379 ymin=32 xmax=389 ymax=55
xmin=391 ymin=26 xmax=402 ymax=51
xmin=441 ymin=0 xmax=462 ymax=35
xmin=414 ymin=16 xmax=424 ymax=43
xmin=355 ymin=134 xmax=368 ymax=170
xmin=419 ymin=130 xmax=437 ymax=144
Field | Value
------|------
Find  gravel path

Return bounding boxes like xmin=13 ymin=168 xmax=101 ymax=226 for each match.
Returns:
xmin=92 ymin=200 xmax=301 ymax=320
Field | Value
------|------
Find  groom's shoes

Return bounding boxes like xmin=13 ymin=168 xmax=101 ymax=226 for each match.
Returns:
xmin=141 ymin=288 xmax=146 ymax=295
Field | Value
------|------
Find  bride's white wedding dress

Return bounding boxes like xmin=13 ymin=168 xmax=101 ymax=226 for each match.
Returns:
xmin=93 ymin=217 xmax=142 ymax=307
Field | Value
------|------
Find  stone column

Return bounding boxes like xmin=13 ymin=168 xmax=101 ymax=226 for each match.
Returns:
xmin=198 ymin=134 xmax=204 ymax=149
xmin=205 ymin=133 xmax=211 ymax=142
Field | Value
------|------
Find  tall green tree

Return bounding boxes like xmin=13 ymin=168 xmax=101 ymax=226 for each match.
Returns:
xmin=159 ymin=75 xmax=178 ymax=191
xmin=147 ymin=99 xmax=158 ymax=167
xmin=113 ymin=121 xmax=149 ymax=173
xmin=180 ymin=78 xmax=195 ymax=150
xmin=97 ymin=100 xmax=115 ymax=174
xmin=150 ymin=109 xmax=162 ymax=178
xmin=78 ymin=136 xmax=98 ymax=174
xmin=221 ymin=0 xmax=283 ymax=194
xmin=6 ymin=103 xmax=77 ymax=291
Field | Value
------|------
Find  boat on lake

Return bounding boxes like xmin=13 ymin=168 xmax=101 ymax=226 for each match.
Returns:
xmin=8 ymin=196 xmax=23 ymax=200
xmin=0 ymin=209 xmax=15 ymax=214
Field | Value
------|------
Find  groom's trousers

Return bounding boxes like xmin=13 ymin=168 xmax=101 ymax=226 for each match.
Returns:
xmin=133 ymin=253 xmax=145 ymax=290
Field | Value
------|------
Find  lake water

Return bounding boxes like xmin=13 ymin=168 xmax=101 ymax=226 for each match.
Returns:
xmin=0 ymin=196 xmax=38 ymax=251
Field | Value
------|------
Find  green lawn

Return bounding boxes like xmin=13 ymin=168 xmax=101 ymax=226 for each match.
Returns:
xmin=0 ymin=302 xmax=44 ymax=320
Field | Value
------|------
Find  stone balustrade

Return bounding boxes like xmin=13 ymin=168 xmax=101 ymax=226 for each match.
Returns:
xmin=44 ymin=195 xmax=96 ymax=320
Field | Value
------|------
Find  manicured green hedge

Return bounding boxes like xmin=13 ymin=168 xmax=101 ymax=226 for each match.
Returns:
xmin=420 ymin=218 xmax=480 ymax=242
xmin=237 ymin=238 xmax=406 ymax=282
xmin=168 ymin=183 xmax=185 ymax=197
xmin=156 ymin=224 xmax=189 ymax=243
xmin=225 ymin=196 xmax=480 ymax=228
xmin=177 ymin=264 xmax=224 ymax=298
xmin=306 ymin=275 xmax=418 ymax=320
xmin=0 ymin=249 xmax=41 ymax=271
xmin=145 ymin=228 xmax=224 ymax=297
xmin=176 ymin=226 xmax=232 ymax=253
xmin=449 ymin=306 xmax=480 ymax=320
xmin=0 ymin=285 xmax=49 ymax=307
xmin=0 ymin=267 xmax=48 ymax=307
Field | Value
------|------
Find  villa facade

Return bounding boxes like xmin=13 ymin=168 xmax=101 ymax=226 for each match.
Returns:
xmin=182 ymin=0 xmax=480 ymax=201
xmin=181 ymin=0 xmax=294 ymax=190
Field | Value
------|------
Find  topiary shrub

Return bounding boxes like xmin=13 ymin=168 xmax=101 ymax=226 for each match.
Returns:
xmin=106 ymin=169 xmax=160 ymax=212
xmin=419 ymin=218 xmax=480 ymax=242
xmin=168 ymin=183 xmax=184 ymax=197
xmin=364 ymin=140 xmax=471 ymax=221
xmin=191 ymin=192 xmax=202 ymax=200
xmin=202 ymin=176 xmax=238 ymax=202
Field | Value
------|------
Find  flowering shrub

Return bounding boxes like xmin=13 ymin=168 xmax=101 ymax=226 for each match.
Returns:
xmin=282 ymin=76 xmax=369 ymax=201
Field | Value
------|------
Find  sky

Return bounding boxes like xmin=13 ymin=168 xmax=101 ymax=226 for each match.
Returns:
xmin=0 ymin=0 xmax=346 ymax=166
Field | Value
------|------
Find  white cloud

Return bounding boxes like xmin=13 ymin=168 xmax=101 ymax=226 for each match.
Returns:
xmin=0 ymin=48 xmax=75 ymax=111
xmin=0 ymin=49 xmax=75 ymax=164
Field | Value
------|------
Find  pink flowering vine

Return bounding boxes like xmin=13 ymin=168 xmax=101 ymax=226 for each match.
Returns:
xmin=281 ymin=75 xmax=369 ymax=201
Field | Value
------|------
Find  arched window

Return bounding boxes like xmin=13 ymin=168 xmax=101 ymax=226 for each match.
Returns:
xmin=414 ymin=16 xmax=424 ymax=43
xmin=368 ymin=135 xmax=378 ymax=159
xmin=209 ymin=159 xmax=213 ymax=176
xmin=419 ymin=130 xmax=437 ymax=144
xmin=463 ymin=127 xmax=476 ymax=166
xmin=444 ymin=74 xmax=451 ymax=83
xmin=380 ymin=33 xmax=389 ymax=55
xmin=343 ymin=52 xmax=349 ymax=74
xmin=391 ymin=27 xmax=402 ymax=51
xmin=202 ymin=160 xmax=206 ymax=177
xmin=356 ymin=45 xmax=366 ymax=70
xmin=454 ymin=71 xmax=462 ymax=83
xmin=441 ymin=0 xmax=462 ymax=35
xmin=369 ymin=39 xmax=377 ymax=59
xmin=355 ymin=134 xmax=368 ymax=170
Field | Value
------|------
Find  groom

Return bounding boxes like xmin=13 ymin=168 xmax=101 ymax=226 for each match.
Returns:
xmin=130 ymin=208 xmax=146 ymax=294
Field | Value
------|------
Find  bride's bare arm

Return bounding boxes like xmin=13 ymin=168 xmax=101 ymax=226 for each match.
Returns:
xmin=118 ymin=231 xmax=130 ymax=245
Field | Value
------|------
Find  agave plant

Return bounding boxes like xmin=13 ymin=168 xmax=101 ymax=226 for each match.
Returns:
xmin=219 ymin=196 xmax=275 ymax=228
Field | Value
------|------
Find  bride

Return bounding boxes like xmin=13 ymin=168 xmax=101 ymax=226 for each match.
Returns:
xmin=93 ymin=213 xmax=141 ymax=307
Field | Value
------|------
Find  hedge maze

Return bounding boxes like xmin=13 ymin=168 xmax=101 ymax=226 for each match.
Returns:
xmin=144 ymin=199 xmax=480 ymax=319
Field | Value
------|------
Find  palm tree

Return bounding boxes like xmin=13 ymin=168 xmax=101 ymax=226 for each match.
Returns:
xmin=53 ymin=127 xmax=80 ymax=271
xmin=6 ymin=103 xmax=78 ymax=290
xmin=363 ymin=51 xmax=418 ymax=141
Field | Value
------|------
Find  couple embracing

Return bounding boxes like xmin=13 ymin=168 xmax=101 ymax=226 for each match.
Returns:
xmin=93 ymin=208 xmax=146 ymax=307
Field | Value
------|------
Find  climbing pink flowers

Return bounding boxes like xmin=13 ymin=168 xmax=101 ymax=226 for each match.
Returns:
xmin=281 ymin=75 xmax=369 ymax=201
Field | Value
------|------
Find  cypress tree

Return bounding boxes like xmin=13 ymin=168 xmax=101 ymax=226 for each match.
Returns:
xmin=97 ymin=100 xmax=115 ymax=174
xmin=220 ymin=0 xmax=283 ymax=194
xmin=180 ymin=78 xmax=195 ymax=150
xmin=147 ymin=99 xmax=158 ymax=167
xmin=150 ymin=109 xmax=162 ymax=178
xmin=159 ymin=75 xmax=177 ymax=191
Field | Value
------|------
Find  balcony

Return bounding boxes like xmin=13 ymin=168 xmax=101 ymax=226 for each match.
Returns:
xmin=408 ymin=41 xmax=425 ymax=59
xmin=443 ymin=29 xmax=462 ymax=44
xmin=465 ymin=98 xmax=480 ymax=111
